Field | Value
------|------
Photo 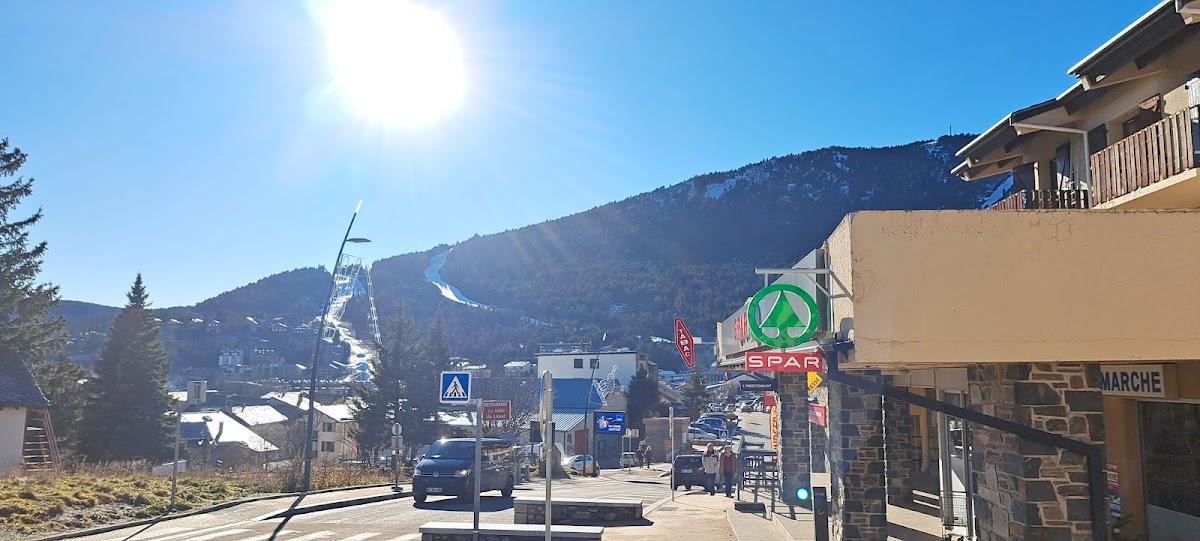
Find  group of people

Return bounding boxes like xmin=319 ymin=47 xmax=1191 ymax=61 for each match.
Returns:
xmin=702 ymin=443 xmax=738 ymax=497
xmin=635 ymin=445 xmax=654 ymax=467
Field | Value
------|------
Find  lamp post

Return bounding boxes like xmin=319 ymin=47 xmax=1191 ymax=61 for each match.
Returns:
xmin=301 ymin=200 xmax=371 ymax=494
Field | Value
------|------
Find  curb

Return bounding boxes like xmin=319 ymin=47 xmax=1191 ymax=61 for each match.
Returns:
xmin=642 ymin=496 xmax=672 ymax=516
xmin=32 ymin=483 xmax=396 ymax=541
xmin=264 ymin=490 xmax=411 ymax=519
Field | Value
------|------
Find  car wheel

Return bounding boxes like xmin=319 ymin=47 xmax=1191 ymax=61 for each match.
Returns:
xmin=501 ymin=476 xmax=514 ymax=498
xmin=413 ymin=492 xmax=427 ymax=504
xmin=685 ymin=485 xmax=692 ymax=490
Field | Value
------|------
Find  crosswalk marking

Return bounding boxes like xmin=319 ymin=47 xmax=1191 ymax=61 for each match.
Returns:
xmin=188 ymin=529 xmax=250 ymax=541
xmin=231 ymin=530 xmax=293 ymax=541
xmin=285 ymin=532 xmax=336 ymax=541
xmin=341 ymin=534 xmax=381 ymax=541
xmin=381 ymin=534 xmax=422 ymax=541
xmin=96 ymin=526 xmax=195 ymax=541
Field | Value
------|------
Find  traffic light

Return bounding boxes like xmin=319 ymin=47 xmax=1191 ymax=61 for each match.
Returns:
xmin=795 ymin=486 xmax=812 ymax=502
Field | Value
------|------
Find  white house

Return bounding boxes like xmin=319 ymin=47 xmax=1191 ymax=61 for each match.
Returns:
xmin=262 ymin=392 xmax=358 ymax=463
xmin=0 ymin=359 xmax=52 ymax=474
xmin=534 ymin=346 xmax=656 ymax=389
xmin=503 ymin=360 xmax=534 ymax=378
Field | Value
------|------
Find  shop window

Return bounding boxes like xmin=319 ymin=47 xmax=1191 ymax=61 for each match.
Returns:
xmin=1140 ymin=402 xmax=1200 ymax=517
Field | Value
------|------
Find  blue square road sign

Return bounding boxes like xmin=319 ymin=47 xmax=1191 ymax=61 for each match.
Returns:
xmin=440 ymin=371 xmax=471 ymax=405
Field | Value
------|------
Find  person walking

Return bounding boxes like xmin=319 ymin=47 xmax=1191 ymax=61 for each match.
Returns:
xmin=644 ymin=445 xmax=653 ymax=468
xmin=635 ymin=446 xmax=645 ymax=468
xmin=719 ymin=446 xmax=737 ymax=497
xmin=701 ymin=443 xmax=719 ymax=496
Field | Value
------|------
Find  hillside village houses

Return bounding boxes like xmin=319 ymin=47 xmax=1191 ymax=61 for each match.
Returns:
xmin=718 ymin=3 xmax=1200 ymax=540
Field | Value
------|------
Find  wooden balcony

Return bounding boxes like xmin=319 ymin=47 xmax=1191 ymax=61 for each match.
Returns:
xmin=1090 ymin=107 xmax=1197 ymax=206
xmin=990 ymin=189 xmax=1090 ymax=210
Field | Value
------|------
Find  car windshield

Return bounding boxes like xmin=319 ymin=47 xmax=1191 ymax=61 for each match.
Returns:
xmin=674 ymin=456 xmax=702 ymax=467
xmin=425 ymin=440 xmax=474 ymax=460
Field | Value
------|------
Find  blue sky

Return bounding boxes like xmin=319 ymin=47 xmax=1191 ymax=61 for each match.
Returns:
xmin=2 ymin=0 xmax=1158 ymax=307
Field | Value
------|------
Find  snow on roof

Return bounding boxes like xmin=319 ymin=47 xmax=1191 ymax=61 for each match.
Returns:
xmin=180 ymin=411 xmax=278 ymax=453
xmin=261 ymin=392 xmax=356 ymax=422
xmin=228 ymin=405 xmax=288 ymax=426
xmin=504 ymin=361 xmax=531 ymax=368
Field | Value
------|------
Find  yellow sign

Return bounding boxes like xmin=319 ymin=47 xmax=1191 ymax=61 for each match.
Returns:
xmin=807 ymin=372 xmax=823 ymax=395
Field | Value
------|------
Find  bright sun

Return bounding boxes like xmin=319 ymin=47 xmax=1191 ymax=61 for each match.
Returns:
xmin=315 ymin=0 xmax=466 ymax=127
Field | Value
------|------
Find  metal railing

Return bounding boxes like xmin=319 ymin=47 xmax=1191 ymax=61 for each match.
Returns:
xmin=990 ymin=189 xmax=1090 ymax=210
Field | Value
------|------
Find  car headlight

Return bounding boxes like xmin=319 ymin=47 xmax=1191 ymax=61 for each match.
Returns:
xmin=455 ymin=469 xmax=471 ymax=477
xmin=413 ymin=468 xmax=423 ymax=476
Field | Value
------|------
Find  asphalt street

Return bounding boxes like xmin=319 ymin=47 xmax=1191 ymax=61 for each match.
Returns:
xmin=62 ymin=469 xmax=675 ymax=541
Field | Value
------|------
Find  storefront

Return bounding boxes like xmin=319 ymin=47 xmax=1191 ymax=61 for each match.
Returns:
xmin=1099 ymin=362 xmax=1200 ymax=540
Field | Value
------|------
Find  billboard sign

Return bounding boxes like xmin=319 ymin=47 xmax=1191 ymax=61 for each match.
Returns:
xmin=594 ymin=412 xmax=625 ymax=434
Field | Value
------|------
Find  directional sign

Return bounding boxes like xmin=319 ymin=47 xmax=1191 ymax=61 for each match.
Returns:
xmin=674 ymin=317 xmax=695 ymax=367
xmin=745 ymin=350 xmax=825 ymax=372
xmin=807 ymin=372 xmax=824 ymax=395
xmin=482 ymin=400 xmax=511 ymax=421
xmin=440 ymin=371 xmax=472 ymax=405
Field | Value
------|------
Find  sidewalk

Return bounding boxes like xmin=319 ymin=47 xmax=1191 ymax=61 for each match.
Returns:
xmin=603 ymin=490 xmax=751 ymax=541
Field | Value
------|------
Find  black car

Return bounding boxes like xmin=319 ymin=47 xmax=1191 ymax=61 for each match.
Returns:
xmin=671 ymin=454 xmax=707 ymax=491
xmin=412 ymin=438 xmax=516 ymax=503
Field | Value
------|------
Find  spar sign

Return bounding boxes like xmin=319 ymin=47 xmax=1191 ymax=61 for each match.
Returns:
xmin=747 ymin=283 xmax=820 ymax=349
xmin=743 ymin=282 xmax=825 ymax=373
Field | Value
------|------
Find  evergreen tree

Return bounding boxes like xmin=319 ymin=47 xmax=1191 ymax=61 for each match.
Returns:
xmin=680 ymin=363 xmax=710 ymax=420
xmin=353 ymin=302 xmax=409 ymax=461
xmin=399 ymin=310 xmax=448 ymax=446
xmin=76 ymin=275 xmax=174 ymax=462
xmin=625 ymin=366 xmax=659 ymax=438
xmin=32 ymin=355 xmax=88 ymax=449
xmin=0 ymin=138 xmax=64 ymax=374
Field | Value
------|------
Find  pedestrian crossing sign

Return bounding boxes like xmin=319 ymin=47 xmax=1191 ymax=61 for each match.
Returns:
xmin=440 ymin=371 xmax=471 ymax=405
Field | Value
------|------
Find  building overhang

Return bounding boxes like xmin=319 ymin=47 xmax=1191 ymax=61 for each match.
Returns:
xmin=1069 ymin=1 xmax=1187 ymax=88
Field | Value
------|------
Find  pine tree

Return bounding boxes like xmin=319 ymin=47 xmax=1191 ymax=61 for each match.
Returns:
xmin=680 ymin=363 xmax=710 ymax=420
xmin=400 ymin=310 xmax=449 ymax=446
xmin=76 ymin=275 xmax=174 ymax=462
xmin=0 ymin=138 xmax=64 ymax=375
xmin=353 ymin=302 xmax=410 ymax=461
xmin=33 ymin=355 xmax=88 ymax=449
xmin=625 ymin=366 xmax=660 ymax=439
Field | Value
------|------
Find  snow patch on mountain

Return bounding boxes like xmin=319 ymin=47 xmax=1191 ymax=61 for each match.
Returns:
xmin=979 ymin=173 xmax=1014 ymax=208
xmin=833 ymin=151 xmax=850 ymax=171
xmin=424 ymin=249 xmax=491 ymax=309
xmin=706 ymin=177 xmax=738 ymax=199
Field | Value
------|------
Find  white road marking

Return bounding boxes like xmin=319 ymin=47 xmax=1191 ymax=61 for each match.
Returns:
xmin=230 ymin=530 xmax=294 ymax=541
xmin=95 ymin=526 xmax=194 ymax=541
xmin=285 ymin=532 xmax=336 ymax=541
xmin=187 ymin=529 xmax=251 ymax=541
xmin=340 ymin=534 xmax=381 ymax=541
xmin=381 ymin=534 xmax=422 ymax=541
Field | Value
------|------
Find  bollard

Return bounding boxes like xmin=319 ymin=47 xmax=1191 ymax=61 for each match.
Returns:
xmin=812 ymin=486 xmax=829 ymax=541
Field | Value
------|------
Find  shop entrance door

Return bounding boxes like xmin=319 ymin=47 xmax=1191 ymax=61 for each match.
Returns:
xmin=939 ymin=391 xmax=975 ymax=538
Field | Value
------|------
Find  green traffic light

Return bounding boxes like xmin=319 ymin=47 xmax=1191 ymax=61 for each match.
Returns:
xmin=796 ymin=487 xmax=811 ymax=501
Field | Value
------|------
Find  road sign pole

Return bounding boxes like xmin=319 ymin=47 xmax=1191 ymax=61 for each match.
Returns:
xmin=669 ymin=406 xmax=675 ymax=502
xmin=392 ymin=423 xmax=403 ymax=491
xmin=473 ymin=398 xmax=482 ymax=541
xmin=540 ymin=371 xmax=553 ymax=541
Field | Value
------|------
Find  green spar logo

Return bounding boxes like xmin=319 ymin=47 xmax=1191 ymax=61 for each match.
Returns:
xmin=747 ymin=283 xmax=820 ymax=349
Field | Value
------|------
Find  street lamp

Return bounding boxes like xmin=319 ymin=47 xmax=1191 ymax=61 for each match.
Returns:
xmin=301 ymin=201 xmax=371 ymax=493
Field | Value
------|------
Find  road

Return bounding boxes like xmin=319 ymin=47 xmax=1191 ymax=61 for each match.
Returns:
xmin=64 ymin=469 xmax=673 ymax=541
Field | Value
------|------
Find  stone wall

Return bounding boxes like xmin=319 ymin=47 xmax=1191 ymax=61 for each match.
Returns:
xmin=776 ymin=371 xmax=811 ymax=502
xmin=883 ymin=394 xmax=916 ymax=504
xmin=643 ymin=416 xmax=690 ymax=462
xmin=828 ymin=373 xmax=888 ymax=540
xmin=812 ymin=385 xmax=829 ymax=473
xmin=968 ymin=363 xmax=1104 ymax=541
xmin=513 ymin=497 xmax=643 ymax=525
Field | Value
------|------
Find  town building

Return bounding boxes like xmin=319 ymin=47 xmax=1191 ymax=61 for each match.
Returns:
xmin=717 ymin=4 xmax=1200 ymax=540
xmin=262 ymin=392 xmax=358 ymax=463
xmin=503 ymin=360 xmax=535 ymax=378
xmin=0 ymin=360 xmax=57 ymax=474
xmin=534 ymin=343 xmax=657 ymax=390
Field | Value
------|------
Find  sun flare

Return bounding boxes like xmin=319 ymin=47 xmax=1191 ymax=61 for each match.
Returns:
xmin=315 ymin=0 xmax=466 ymax=127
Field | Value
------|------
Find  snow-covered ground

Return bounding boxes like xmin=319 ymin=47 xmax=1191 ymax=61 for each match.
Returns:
xmin=424 ymin=248 xmax=492 ymax=309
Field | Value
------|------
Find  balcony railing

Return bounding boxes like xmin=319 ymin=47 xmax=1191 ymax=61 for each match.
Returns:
xmin=1090 ymin=106 xmax=1198 ymax=206
xmin=990 ymin=189 xmax=1090 ymax=210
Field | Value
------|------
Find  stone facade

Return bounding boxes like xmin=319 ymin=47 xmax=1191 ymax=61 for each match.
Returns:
xmin=828 ymin=373 xmax=888 ymax=541
xmin=811 ymin=385 xmax=829 ymax=474
xmin=883 ymin=394 xmax=916 ymax=504
xmin=776 ymin=372 xmax=811 ymax=503
xmin=513 ymin=497 xmax=643 ymax=525
xmin=967 ymin=363 xmax=1105 ymax=541
xmin=420 ymin=522 xmax=603 ymax=541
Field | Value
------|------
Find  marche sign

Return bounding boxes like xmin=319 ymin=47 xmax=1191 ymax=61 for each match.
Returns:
xmin=440 ymin=371 xmax=472 ymax=405
xmin=747 ymin=283 xmax=820 ymax=349
xmin=674 ymin=317 xmax=695 ymax=367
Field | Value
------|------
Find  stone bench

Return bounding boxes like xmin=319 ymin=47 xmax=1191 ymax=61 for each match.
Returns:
xmin=513 ymin=496 xmax=643 ymax=525
xmin=418 ymin=522 xmax=603 ymax=541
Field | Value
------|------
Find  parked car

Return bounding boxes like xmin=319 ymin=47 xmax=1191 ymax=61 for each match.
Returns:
xmin=671 ymin=454 xmax=708 ymax=491
xmin=688 ymin=426 xmax=719 ymax=440
xmin=696 ymin=416 xmax=731 ymax=433
xmin=620 ymin=452 xmax=637 ymax=468
xmin=411 ymin=438 xmax=516 ymax=503
xmin=562 ymin=454 xmax=600 ymax=476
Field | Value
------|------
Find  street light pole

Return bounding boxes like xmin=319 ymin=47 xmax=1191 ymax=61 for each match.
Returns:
xmin=301 ymin=200 xmax=370 ymax=494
